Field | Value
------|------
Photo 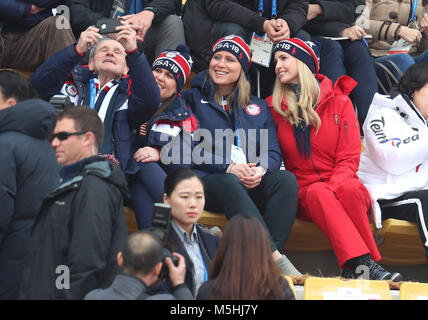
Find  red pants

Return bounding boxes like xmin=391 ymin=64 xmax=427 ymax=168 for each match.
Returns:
xmin=297 ymin=179 xmax=381 ymax=268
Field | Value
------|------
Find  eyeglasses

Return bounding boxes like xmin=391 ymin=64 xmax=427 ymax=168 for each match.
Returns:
xmin=50 ymin=131 xmax=87 ymax=141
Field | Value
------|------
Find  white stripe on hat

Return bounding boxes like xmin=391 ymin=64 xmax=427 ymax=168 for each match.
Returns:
xmin=280 ymin=40 xmax=314 ymax=59
xmin=213 ymin=38 xmax=251 ymax=62
xmin=153 ymin=55 xmax=191 ymax=83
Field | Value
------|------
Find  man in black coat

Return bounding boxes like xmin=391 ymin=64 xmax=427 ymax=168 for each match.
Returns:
xmin=19 ymin=106 xmax=129 ymax=300
xmin=0 ymin=70 xmax=60 ymax=299
xmin=66 ymin=0 xmax=185 ymax=63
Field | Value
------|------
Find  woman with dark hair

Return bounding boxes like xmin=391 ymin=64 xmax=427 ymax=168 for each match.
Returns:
xmin=359 ymin=61 xmax=428 ymax=263
xmin=267 ymin=38 xmax=402 ymax=282
xmin=196 ymin=215 xmax=295 ymax=300
xmin=181 ymin=35 xmax=301 ymax=276
xmin=129 ymin=45 xmax=198 ymax=229
xmin=162 ymin=168 xmax=219 ymax=297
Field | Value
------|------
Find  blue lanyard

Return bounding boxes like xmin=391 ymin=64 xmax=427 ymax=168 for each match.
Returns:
xmin=410 ymin=0 xmax=418 ymax=22
xmin=89 ymin=78 xmax=97 ymax=110
xmin=259 ymin=0 xmax=277 ymax=17
xmin=199 ymin=250 xmax=208 ymax=282
xmin=234 ymin=108 xmax=242 ymax=148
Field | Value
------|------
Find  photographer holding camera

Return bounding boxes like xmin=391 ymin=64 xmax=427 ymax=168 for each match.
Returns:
xmin=85 ymin=231 xmax=193 ymax=300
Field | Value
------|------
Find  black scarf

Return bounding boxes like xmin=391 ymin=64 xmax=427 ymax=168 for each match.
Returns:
xmin=290 ymin=84 xmax=312 ymax=159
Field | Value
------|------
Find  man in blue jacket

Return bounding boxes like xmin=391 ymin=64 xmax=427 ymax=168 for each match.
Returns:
xmin=30 ymin=22 xmax=160 ymax=174
xmin=0 ymin=0 xmax=76 ymax=71
xmin=0 ymin=70 xmax=60 ymax=299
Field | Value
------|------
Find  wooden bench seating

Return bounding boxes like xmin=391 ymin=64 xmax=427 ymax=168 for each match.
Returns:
xmin=124 ymin=207 xmax=426 ymax=266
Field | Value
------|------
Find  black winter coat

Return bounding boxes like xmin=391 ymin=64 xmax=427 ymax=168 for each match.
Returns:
xmin=0 ymin=99 xmax=60 ymax=299
xmin=19 ymin=156 xmax=129 ymax=300
xmin=182 ymin=0 xmax=309 ymax=71
xmin=66 ymin=0 xmax=177 ymax=36
xmin=303 ymin=0 xmax=365 ymax=37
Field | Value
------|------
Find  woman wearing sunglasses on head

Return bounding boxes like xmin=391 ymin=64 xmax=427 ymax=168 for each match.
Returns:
xmin=129 ymin=44 xmax=199 ymax=230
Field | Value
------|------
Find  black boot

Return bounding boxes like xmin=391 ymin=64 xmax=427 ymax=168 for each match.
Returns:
xmin=341 ymin=255 xmax=403 ymax=282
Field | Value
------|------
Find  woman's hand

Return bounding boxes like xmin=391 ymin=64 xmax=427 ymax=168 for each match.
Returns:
xmin=134 ymin=146 xmax=160 ymax=163
xmin=397 ymin=26 xmax=422 ymax=43
xmin=420 ymin=13 xmax=428 ymax=39
xmin=228 ymin=163 xmax=264 ymax=189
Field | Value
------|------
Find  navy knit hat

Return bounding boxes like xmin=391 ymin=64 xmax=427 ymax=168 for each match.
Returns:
xmin=152 ymin=44 xmax=193 ymax=92
xmin=273 ymin=38 xmax=320 ymax=75
xmin=211 ymin=35 xmax=252 ymax=75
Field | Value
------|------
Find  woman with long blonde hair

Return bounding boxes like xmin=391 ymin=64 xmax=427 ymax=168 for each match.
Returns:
xmin=181 ymin=35 xmax=301 ymax=276
xmin=267 ymin=38 xmax=402 ymax=282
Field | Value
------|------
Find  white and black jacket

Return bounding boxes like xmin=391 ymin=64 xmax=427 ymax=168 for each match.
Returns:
xmin=358 ymin=92 xmax=428 ymax=229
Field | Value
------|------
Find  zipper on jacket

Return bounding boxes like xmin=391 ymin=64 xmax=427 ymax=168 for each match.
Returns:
xmin=344 ymin=120 xmax=349 ymax=142
xmin=334 ymin=114 xmax=338 ymax=125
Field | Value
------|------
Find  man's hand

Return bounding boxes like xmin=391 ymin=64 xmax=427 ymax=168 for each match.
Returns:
xmin=30 ymin=4 xmax=46 ymax=15
xmin=122 ymin=10 xmax=155 ymax=42
xmin=116 ymin=20 xmax=138 ymax=52
xmin=263 ymin=18 xmax=290 ymax=43
xmin=306 ymin=4 xmax=323 ymax=21
xmin=76 ymin=26 xmax=103 ymax=55
xmin=134 ymin=146 xmax=160 ymax=163
xmin=166 ymin=253 xmax=186 ymax=287
xmin=397 ymin=26 xmax=422 ymax=43
xmin=340 ymin=25 xmax=367 ymax=41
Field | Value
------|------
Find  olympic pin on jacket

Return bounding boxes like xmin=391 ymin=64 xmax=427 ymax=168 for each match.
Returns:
xmin=358 ymin=91 xmax=428 ymax=229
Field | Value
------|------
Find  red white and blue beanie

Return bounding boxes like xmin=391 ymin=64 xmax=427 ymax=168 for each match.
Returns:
xmin=211 ymin=35 xmax=252 ymax=75
xmin=273 ymin=38 xmax=320 ymax=75
xmin=152 ymin=44 xmax=193 ymax=92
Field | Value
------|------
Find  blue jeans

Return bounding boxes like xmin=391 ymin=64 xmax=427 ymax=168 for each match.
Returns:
xmin=375 ymin=50 xmax=428 ymax=94
xmin=129 ymin=162 xmax=167 ymax=229
xmin=314 ymin=36 xmax=378 ymax=123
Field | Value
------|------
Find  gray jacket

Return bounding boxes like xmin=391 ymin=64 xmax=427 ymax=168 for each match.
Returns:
xmin=84 ymin=273 xmax=194 ymax=300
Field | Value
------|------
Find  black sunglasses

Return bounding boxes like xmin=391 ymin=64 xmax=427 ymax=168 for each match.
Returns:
xmin=50 ymin=131 xmax=87 ymax=141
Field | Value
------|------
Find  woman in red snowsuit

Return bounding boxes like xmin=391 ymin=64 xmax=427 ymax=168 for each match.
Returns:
xmin=266 ymin=38 xmax=402 ymax=282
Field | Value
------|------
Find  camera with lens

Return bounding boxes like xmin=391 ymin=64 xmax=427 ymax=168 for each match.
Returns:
xmin=49 ymin=94 xmax=73 ymax=115
xmin=149 ymin=203 xmax=179 ymax=280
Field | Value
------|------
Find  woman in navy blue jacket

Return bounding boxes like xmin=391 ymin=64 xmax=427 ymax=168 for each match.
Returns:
xmin=181 ymin=35 xmax=301 ymax=276
xmin=130 ymin=44 xmax=198 ymax=229
xmin=163 ymin=168 xmax=219 ymax=297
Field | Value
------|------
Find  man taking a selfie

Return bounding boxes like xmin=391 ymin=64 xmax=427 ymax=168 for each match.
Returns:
xmin=30 ymin=21 xmax=160 ymax=175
